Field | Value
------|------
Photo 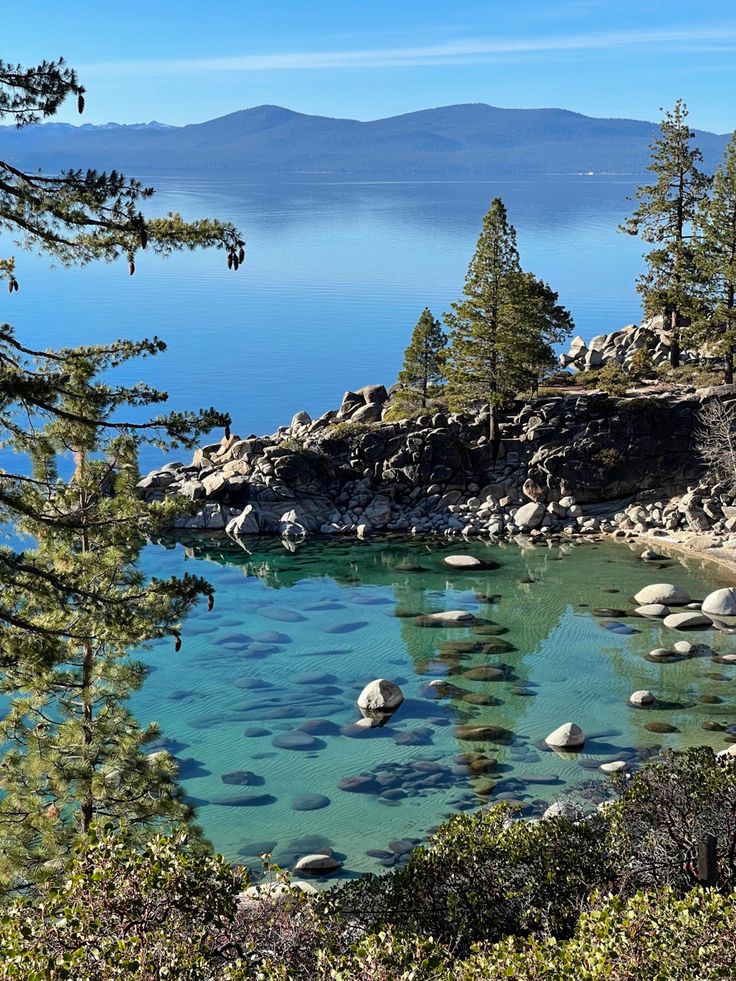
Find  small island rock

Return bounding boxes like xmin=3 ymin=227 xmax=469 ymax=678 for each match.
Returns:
xmin=545 ymin=722 xmax=585 ymax=749
xmin=356 ymin=679 xmax=404 ymax=720
xmin=443 ymin=555 xmax=483 ymax=569
xmin=629 ymin=690 xmax=655 ymax=706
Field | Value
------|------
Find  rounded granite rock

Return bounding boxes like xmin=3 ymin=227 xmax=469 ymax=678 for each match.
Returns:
xmin=663 ymin=611 xmax=712 ymax=630
xmin=629 ymin=690 xmax=656 ymax=706
xmin=356 ymin=679 xmax=404 ymax=719
xmin=633 ymin=583 xmax=691 ymax=607
xmin=702 ymin=587 xmax=736 ymax=617
xmin=544 ymin=722 xmax=585 ymax=749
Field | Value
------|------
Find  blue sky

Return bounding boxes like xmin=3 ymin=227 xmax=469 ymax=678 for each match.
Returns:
xmin=4 ymin=1 xmax=736 ymax=131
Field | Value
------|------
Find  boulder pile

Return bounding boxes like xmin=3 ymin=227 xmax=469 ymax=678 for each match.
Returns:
xmin=611 ymin=479 xmax=736 ymax=551
xmin=137 ymin=383 xmax=706 ymax=543
xmin=560 ymin=315 xmax=698 ymax=371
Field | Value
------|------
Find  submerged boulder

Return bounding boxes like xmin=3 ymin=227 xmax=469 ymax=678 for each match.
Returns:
xmin=293 ymin=853 xmax=342 ymax=874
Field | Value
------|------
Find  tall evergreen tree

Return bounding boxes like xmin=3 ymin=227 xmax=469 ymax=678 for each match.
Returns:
xmin=620 ymin=99 xmax=711 ymax=367
xmin=691 ymin=133 xmax=736 ymax=383
xmin=0 ymin=56 xmax=244 ymax=889
xmin=445 ymin=198 xmax=572 ymax=456
xmin=0 ymin=335 xmax=226 ymax=890
xmin=397 ymin=307 xmax=447 ymax=406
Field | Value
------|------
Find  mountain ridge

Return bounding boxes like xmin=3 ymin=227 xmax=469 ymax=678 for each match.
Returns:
xmin=0 ymin=103 xmax=730 ymax=177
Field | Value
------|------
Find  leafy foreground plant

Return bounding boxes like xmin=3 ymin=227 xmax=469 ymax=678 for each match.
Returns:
xmin=4 ymin=831 xmax=736 ymax=981
xmin=328 ymin=802 xmax=611 ymax=955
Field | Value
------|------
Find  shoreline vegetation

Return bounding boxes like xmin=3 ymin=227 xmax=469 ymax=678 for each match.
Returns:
xmin=4 ymin=51 xmax=736 ymax=979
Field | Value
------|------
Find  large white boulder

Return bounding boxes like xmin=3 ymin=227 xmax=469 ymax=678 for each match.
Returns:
xmin=226 ymin=504 xmax=260 ymax=537
xmin=545 ymin=722 xmax=585 ymax=749
xmin=515 ymin=502 xmax=545 ymax=531
xmin=357 ymin=679 xmax=404 ymax=720
xmin=443 ymin=554 xmax=483 ymax=569
xmin=629 ymin=690 xmax=655 ymax=706
xmin=633 ymin=583 xmax=691 ymax=607
xmin=702 ymin=587 xmax=736 ymax=617
xmin=634 ymin=603 xmax=670 ymax=618
xmin=663 ymin=611 xmax=712 ymax=630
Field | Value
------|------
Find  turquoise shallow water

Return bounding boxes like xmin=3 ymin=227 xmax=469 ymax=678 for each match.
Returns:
xmin=132 ymin=536 xmax=734 ymax=879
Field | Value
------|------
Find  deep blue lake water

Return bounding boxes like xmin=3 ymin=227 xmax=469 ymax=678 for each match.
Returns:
xmin=3 ymin=175 xmax=645 ymax=468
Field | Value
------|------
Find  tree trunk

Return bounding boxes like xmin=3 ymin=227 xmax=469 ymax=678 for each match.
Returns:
xmin=489 ymin=403 xmax=501 ymax=469
xmin=77 ymin=449 xmax=94 ymax=835
xmin=670 ymin=309 xmax=680 ymax=368
xmin=81 ymin=639 xmax=94 ymax=834
xmin=727 ymin=286 xmax=735 ymax=385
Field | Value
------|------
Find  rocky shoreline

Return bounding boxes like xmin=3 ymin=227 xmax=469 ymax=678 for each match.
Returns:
xmin=138 ymin=372 xmax=736 ymax=555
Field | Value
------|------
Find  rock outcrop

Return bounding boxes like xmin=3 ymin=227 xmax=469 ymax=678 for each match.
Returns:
xmin=137 ymin=382 xmax=712 ymax=543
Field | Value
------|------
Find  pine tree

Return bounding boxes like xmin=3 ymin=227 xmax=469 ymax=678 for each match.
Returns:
xmin=0 ymin=333 xmax=229 ymax=892
xmin=620 ymin=100 xmax=711 ymax=367
xmin=445 ymin=198 xmax=572 ymax=455
xmin=397 ymin=307 xmax=447 ymax=406
xmin=0 ymin=57 xmax=244 ymax=889
xmin=691 ymin=133 xmax=736 ymax=383
xmin=0 ymin=57 xmax=245 ymax=293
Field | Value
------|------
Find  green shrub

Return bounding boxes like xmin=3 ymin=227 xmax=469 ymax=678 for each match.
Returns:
xmin=596 ymin=362 xmax=629 ymax=394
xmin=381 ymin=402 xmax=428 ymax=423
xmin=541 ymin=369 xmax=578 ymax=387
xmin=657 ymin=364 xmax=722 ymax=387
xmin=0 ymin=825 xmax=244 ymax=980
xmin=382 ymin=390 xmax=449 ymax=423
xmin=607 ymin=746 xmax=736 ymax=895
xmin=328 ymin=804 xmax=611 ymax=955
xmin=326 ymin=420 xmax=375 ymax=445
xmin=311 ymin=929 xmax=450 ymax=981
xmin=592 ymin=447 xmax=624 ymax=471
xmin=628 ymin=346 xmax=656 ymax=379
xmin=456 ymin=887 xmax=736 ymax=980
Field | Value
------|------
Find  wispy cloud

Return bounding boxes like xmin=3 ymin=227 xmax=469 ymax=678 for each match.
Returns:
xmin=82 ymin=25 xmax=736 ymax=75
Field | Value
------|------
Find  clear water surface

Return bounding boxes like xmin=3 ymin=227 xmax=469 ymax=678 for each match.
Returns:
xmin=133 ymin=536 xmax=734 ymax=879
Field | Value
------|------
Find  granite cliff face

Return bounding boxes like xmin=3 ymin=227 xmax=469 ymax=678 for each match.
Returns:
xmin=137 ymin=384 xmax=713 ymax=542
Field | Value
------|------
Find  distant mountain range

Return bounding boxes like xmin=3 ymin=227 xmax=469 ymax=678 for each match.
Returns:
xmin=0 ymin=104 xmax=730 ymax=177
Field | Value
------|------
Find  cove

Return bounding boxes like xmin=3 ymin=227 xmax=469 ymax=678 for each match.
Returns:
xmin=131 ymin=535 xmax=733 ymax=880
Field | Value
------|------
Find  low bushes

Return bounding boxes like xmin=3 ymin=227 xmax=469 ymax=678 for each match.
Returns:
xmin=328 ymin=803 xmax=610 ymax=953
xmin=4 ymin=749 xmax=736 ymax=980
xmin=455 ymin=887 xmax=736 ymax=980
